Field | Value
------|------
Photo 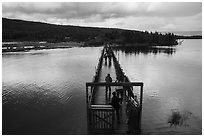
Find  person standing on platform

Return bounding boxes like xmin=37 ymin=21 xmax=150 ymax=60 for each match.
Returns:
xmin=105 ymin=73 xmax=112 ymax=96
xmin=111 ymin=92 xmax=120 ymax=124
xmin=115 ymin=76 xmax=124 ymax=101
xmin=126 ymin=100 xmax=139 ymax=134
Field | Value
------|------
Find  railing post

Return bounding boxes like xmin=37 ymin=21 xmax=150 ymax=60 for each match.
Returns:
xmin=112 ymin=108 xmax=115 ymax=132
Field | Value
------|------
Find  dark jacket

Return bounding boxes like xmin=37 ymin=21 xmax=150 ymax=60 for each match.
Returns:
xmin=105 ymin=76 xmax=112 ymax=83
xmin=111 ymin=96 xmax=120 ymax=110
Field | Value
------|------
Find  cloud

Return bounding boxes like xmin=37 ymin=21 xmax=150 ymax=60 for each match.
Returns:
xmin=160 ymin=24 xmax=176 ymax=30
xmin=2 ymin=2 xmax=202 ymax=31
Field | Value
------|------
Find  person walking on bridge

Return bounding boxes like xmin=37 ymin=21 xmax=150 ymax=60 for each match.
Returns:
xmin=105 ymin=73 xmax=112 ymax=96
xmin=104 ymin=52 xmax=108 ymax=62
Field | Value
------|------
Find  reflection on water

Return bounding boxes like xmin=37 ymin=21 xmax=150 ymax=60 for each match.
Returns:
xmin=113 ymin=40 xmax=201 ymax=135
xmin=112 ymin=46 xmax=176 ymax=55
xmin=2 ymin=40 xmax=202 ymax=135
xmin=3 ymin=83 xmax=66 ymax=134
xmin=2 ymin=47 xmax=102 ymax=135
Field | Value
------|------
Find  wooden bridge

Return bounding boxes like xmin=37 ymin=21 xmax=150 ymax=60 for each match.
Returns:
xmin=86 ymin=45 xmax=144 ymax=134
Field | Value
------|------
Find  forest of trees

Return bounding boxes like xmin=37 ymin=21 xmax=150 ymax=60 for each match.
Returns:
xmin=2 ymin=18 xmax=188 ymax=46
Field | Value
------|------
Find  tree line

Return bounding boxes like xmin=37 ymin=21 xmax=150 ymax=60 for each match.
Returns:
xmin=3 ymin=18 xmax=180 ymax=46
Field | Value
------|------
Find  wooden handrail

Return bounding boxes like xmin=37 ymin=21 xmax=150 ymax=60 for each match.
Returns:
xmin=86 ymin=82 xmax=143 ymax=87
xmin=130 ymin=97 xmax=139 ymax=107
xmin=91 ymin=105 xmax=114 ymax=110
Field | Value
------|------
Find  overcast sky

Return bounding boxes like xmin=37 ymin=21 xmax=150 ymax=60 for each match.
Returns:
xmin=2 ymin=2 xmax=202 ymax=32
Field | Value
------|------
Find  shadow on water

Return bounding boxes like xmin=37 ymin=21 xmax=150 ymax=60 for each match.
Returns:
xmin=112 ymin=46 xmax=176 ymax=55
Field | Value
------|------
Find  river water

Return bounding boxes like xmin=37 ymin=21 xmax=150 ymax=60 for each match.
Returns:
xmin=2 ymin=39 xmax=202 ymax=134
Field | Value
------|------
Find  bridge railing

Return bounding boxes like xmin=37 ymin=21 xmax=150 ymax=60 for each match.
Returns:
xmin=110 ymin=46 xmax=144 ymax=133
xmin=86 ymin=82 xmax=144 ymax=134
xmin=86 ymin=46 xmax=144 ymax=134
xmin=90 ymin=48 xmax=105 ymax=104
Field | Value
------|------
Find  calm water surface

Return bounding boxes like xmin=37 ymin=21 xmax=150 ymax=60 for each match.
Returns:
xmin=2 ymin=39 xmax=202 ymax=134
xmin=115 ymin=39 xmax=202 ymax=134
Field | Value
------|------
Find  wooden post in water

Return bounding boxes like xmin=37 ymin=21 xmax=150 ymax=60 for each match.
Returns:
xmin=139 ymin=84 xmax=143 ymax=133
xmin=86 ymin=85 xmax=90 ymax=134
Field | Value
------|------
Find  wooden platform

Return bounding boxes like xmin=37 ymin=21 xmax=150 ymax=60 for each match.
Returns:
xmin=92 ymin=58 xmax=128 ymax=134
xmin=93 ymin=58 xmax=116 ymax=105
xmin=86 ymin=46 xmax=143 ymax=135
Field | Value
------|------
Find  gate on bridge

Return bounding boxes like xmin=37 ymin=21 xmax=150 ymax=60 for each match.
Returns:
xmin=86 ymin=82 xmax=143 ymax=134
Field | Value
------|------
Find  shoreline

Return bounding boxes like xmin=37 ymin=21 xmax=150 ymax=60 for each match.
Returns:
xmin=2 ymin=41 xmax=84 ymax=53
xmin=1 ymin=38 xmax=198 ymax=53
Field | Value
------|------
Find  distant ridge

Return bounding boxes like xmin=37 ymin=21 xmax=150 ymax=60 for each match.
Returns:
xmin=2 ymin=18 xmax=124 ymax=43
xmin=3 ymin=17 xmax=199 ymax=45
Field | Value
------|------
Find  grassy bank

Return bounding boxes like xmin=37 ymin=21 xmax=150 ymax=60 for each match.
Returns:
xmin=2 ymin=41 xmax=84 ymax=52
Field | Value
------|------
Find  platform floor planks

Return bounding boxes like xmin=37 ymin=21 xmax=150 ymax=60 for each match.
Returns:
xmin=92 ymin=55 xmax=129 ymax=134
xmin=93 ymin=58 xmax=116 ymax=105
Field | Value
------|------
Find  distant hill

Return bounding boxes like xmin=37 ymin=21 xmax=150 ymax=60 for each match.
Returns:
xmin=2 ymin=18 xmax=186 ymax=46
xmin=3 ymin=18 xmax=110 ymax=43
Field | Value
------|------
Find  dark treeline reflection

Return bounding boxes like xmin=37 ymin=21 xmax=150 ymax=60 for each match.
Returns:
xmin=112 ymin=46 xmax=176 ymax=55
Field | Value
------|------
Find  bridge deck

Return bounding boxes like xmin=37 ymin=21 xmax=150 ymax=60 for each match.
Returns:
xmin=87 ymin=46 xmax=143 ymax=134
xmin=93 ymin=53 xmax=129 ymax=134
xmin=93 ymin=58 xmax=116 ymax=104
